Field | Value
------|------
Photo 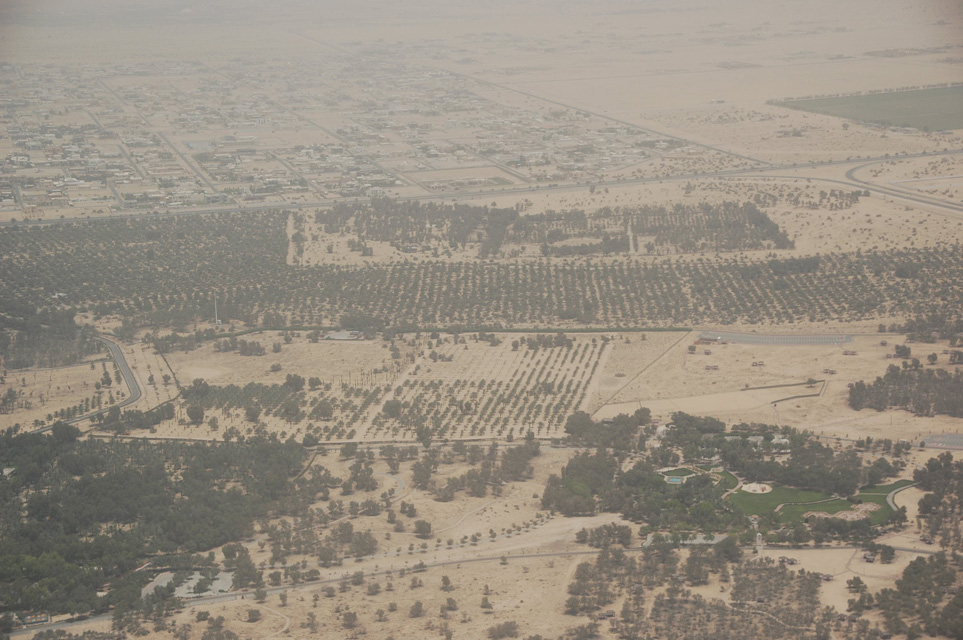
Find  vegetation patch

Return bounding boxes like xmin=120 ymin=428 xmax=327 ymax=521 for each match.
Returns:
xmin=729 ymin=486 xmax=833 ymax=516
xmin=0 ymin=424 xmax=320 ymax=614
xmin=719 ymin=471 xmax=739 ymax=492
xmin=778 ymin=498 xmax=855 ymax=523
xmin=2 ymin=211 xmax=963 ymax=329
xmin=859 ymin=478 xmax=914 ymax=494
xmin=774 ymin=86 xmax=963 ymax=131
xmin=849 ymin=365 xmax=963 ymax=417
xmin=858 ymin=494 xmax=895 ymax=525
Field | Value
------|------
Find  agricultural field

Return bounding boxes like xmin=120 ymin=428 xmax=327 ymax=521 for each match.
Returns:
xmin=362 ymin=333 xmax=605 ymax=441
xmin=131 ymin=331 xmax=605 ymax=443
xmin=4 ymin=212 xmax=963 ymax=330
xmin=774 ymin=86 xmax=963 ymax=132
xmin=293 ymin=200 xmax=795 ymax=267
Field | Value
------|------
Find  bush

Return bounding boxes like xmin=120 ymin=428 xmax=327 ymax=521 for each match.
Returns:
xmin=488 ymin=621 xmax=520 ymax=639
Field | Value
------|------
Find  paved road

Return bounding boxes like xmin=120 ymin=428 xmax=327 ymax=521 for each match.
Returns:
xmin=34 ymin=335 xmax=143 ymax=432
xmin=90 ymin=336 xmax=141 ymax=410
xmin=886 ymin=482 xmax=917 ymax=511
xmin=3 ymin=149 xmax=961 ymax=229
xmin=699 ymin=331 xmax=854 ymax=346
xmin=15 ymin=535 xmax=938 ymax=637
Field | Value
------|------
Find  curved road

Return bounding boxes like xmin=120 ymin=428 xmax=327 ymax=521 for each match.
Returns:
xmin=39 ymin=335 xmax=143 ymax=431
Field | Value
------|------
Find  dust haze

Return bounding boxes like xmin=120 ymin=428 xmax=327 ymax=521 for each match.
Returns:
xmin=2 ymin=1 xmax=963 ymax=640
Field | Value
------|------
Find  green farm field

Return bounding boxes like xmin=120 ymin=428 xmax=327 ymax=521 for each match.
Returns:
xmin=775 ymin=87 xmax=963 ymax=131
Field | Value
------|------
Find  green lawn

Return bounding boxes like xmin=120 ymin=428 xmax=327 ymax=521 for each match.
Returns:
xmin=859 ymin=479 xmax=914 ymax=494
xmin=778 ymin=499 xmax=854 ymax=523
xmin=774 ymin=87 xmax=963 ymax=131
xmin=729 ymin=486 xmax=833 ymax=516
xmin=663 ymin=468 xmax=697 ymax=477
xmin=859 ymin=494 xmax=895 ymax=525
xmin=777 ymin=495 xmax=895 ymax=525
xmin=719 ymin=471 xmax=739 ymax=492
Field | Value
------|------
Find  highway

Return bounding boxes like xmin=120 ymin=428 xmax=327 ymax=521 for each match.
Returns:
xmin=3 ymin=148 xmax=962 ymax=230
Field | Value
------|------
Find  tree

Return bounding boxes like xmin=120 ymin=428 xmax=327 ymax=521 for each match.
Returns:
xmin=0 ymin=613 xmax=15 ymax=640
xmin=342 ymin=611 xmax=358 ymax=628
xmin=409 ymin=601 xmax=424 ymax=618
xmin=315 ymin=399 xmax=333 ymax=420
xmin=846 ymin=576 xmax=866 ymax=594
xmin=245 ymin=405 xmax=261 ymax=422
xmin=247 ymin=609 xmax=261 ymax=623
xmin=411 ymin=459 xmax=435 ymax=489
xmin=187 ymin=405 xmax=205 ymax=424
xmin=564 ymin=411 xmax=594 ymax=440
xmin=340 ymin=442 xmax=359 ymax=459
xmin=713 ymin=536 xmax=743 ymax=563
xmin=383 ymin=399 xmax=402 ymax=419
xmin=414 ymin=520 xmax=432 ymax=539
xmin=633 ymin=406 xmax=651 ymax=425
xmin=879 ymin=545 xmax=896 ymax=563
xmin=0 ymin=388 xmax=17 ymax=413
xmin=284 ymin=374 xmax=304 ymax=391
xmin=889 ymin=505 xmax=908 ymax=528
xmin=488 ymin=621 xmax=519 ymax=639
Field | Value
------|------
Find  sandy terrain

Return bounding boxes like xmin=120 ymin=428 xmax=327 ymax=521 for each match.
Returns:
xmin=45 ymin=449 xmax=623 ymax=640
xmin=0 ymin=359 xmax=108 ymax=430
xmin=755 ymin=545 xmax=919 ymax=613
xmin=586 ymin=330 xmax=692 ymax=412
xmin=145 ymin=332 xmax=604 ymax=442
xmin=164 ymin=334 xmax=400 ymax=390
xmin=595 ymin=333 xmax=963 ymax=444
xmin=121 ymin=341 xmax=180 ymax=413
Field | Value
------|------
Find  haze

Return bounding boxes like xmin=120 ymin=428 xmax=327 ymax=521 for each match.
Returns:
xmin=1 ymin=1 xmax=962 ymax=640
